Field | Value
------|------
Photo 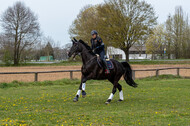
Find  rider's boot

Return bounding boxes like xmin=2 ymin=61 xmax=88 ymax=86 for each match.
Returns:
xmin=103 ymin=59 xmax=110 ymax=74
xmin=105 ymin=69 xmax=110 ymax=74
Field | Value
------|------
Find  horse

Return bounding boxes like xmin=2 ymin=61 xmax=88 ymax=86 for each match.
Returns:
xmin=68 ymin=38 xmax=137 ymax=104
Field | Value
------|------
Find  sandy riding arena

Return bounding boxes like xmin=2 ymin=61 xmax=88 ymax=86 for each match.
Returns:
xmin=0 ymin=64 xmax=190 ymax=83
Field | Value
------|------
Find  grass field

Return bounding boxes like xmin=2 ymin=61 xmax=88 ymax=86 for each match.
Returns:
xmin=0 ymin=77 xmax=190 ymax=125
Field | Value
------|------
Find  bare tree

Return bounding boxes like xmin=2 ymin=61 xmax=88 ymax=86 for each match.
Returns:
xmin=165 ymin=6 xmax=190 ymax=59
xmin=0 ymin=1 xmax=40 ymax=65
xmin=165 ymin=15 xmax=173 ymax=59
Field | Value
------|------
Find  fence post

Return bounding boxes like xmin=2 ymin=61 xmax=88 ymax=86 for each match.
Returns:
xmin=35 ymin=72 xmax=38 ymax=82
xmin=156 ymin=69 xmax=159 ymax=77
xmin=70 ymin=71 xmax=73 ymax=80
xmin=177 ymin=68 xmax=180 ymax=76
xmin=132 ymin=70 xmax=135 ymax=80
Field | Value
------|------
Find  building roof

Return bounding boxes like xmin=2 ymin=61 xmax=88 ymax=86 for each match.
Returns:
xmin=129 ymin=46 xmax=146 ymax=52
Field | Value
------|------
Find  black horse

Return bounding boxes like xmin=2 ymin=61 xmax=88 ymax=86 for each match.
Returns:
xmin=68 ymin=38 xmax=137 ymax=104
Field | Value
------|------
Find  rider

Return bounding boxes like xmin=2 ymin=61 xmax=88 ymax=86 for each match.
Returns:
xmin=90 ymin=30 xmax=110 ymax=74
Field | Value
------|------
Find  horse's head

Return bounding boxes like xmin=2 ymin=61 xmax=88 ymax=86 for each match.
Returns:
xmin=68 ymin=38 xmax=94 ymax=58
xmin=68 ymin=38 xmax=81 ymax=58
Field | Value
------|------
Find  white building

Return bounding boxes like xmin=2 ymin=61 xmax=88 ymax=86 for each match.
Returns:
xmin=107 ymin=46 xmax=152 ymax=60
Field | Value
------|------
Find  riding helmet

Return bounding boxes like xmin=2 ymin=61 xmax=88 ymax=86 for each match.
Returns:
xmin=91 ymin=30 xmax=98 ymax=35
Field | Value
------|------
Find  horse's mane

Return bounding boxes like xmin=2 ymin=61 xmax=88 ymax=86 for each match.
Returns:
xmin=79 ymin=40 xmax=91 ymax=50
xmin=79 ymin=40 xmax=95 ymax=55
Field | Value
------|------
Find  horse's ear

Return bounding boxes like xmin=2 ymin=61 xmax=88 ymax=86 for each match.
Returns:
xmin=79 ymin=39 xmax=82 ymax=43
xmin=71 ymin=40 xmax=75 ymax=44
xmin=73 ymin=37 xmax=77 ymax=42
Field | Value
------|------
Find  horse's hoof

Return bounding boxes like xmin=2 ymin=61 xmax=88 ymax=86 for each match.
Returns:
xmin=82 ymin=91 xmax=86 ymax=98
xmin=73 ymin=97 xmax=78 ymax=102
xmin=105 ymin=101 xmax=110 ymax=105
xmin=105 ymin=99 xmax=111 ymax=105
xmin=118 ymin=99 xmax=123 ymax=102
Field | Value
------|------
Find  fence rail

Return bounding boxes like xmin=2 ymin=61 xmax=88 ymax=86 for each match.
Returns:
xmin=132 ymin=67 xmax=190 ymax=80
xmin=0 ymin=67 xmax=189 ymax=82
xmin=0 ymin=70 xmax=81 ymax=82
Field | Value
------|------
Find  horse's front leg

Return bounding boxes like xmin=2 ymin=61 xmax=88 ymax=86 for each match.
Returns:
xmin=82 ymin=81 xmax=87 ymax=98
xmin=73 ymin=75 xmax=87 ymax=102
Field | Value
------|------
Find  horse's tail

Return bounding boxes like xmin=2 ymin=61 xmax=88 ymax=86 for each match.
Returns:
xmin=121 ymin=62 xmax=138 ymax=88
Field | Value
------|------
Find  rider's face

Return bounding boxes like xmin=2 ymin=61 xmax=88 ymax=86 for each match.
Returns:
xmin=92 ymin=34 xmax=97 ymax=39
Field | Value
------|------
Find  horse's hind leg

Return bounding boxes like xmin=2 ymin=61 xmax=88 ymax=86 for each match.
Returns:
xmin=107 ymin=76 xmax=123 ymax=104
xmin=117 ymin=83 xmax=124 ymax=101
xmin=105 ymin=84 xmax=117 ymax=104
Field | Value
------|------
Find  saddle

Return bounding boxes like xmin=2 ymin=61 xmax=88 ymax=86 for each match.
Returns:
xmin=96 ymin=54 xmax=114 ymax=70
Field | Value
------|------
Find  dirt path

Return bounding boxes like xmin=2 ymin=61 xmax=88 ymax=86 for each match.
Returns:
xmin=0 ymin=64 xmax=190 ymax=83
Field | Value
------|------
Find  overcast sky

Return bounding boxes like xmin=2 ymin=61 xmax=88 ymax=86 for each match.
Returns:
xmin=0 ymin=0 xmax=190 ymax=46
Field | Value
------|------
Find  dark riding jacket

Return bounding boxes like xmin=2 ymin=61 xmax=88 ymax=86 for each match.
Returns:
xmin=91 ymin=36 xmax=105 ymax=59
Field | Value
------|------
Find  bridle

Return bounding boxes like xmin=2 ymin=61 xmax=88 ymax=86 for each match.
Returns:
xmin=70 ymin=39 xmax=97 ymax=65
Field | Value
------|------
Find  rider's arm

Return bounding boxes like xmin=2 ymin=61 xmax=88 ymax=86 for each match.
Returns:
xmin=96 ymin=38 xmax=104 ymax=50
xmin=90 ymin=39 xmax=94 ymax=49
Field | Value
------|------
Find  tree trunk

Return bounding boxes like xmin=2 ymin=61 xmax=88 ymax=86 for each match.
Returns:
xmin=124 ymin=49 xmax=130 ymax=62
xmin=168 ymin=42 xmax=171 ymax=59
xmin=14 ymin=45 xmax=21 ymax=65
xmin=14 ymin=49 xmax=20 ymax=65
xmin=14 ymin=34 xmax=18 ymax=66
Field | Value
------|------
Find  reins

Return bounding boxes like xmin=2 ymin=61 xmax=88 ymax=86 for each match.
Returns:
xmin=84 ymin=55 xmax=97 ymax=65
xmin=80 ymin=49 xmax=98 ymax=65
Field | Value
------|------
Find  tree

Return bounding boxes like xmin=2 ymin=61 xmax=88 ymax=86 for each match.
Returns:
xmin=0 ymin=1 xmax=40 ymax=65
xmin=0 ymin=33 xmax=14 ymax=64
xmin=44 ymin=42 xmax=54 ymax=60
xmin=173 ymin=7 xmax=184 ymax=59
xmin=69 ymin=0 xmax=157 ymax=61
xmin=42 ymin=36 xmax=54 ymax=60
xmin=165 ymin=15 xmax=173 ymax=59
xmin=69 ymin=5 xmax=99 ymax=43
xmin=146 ymin=25 xmax=165 ymax=60
xmin=164 ymin=6 xmax=190 ymax=59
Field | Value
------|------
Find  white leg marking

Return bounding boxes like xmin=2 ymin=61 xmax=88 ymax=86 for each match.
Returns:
xmin=82 ymin=83 xmax=86 ymax=91
xmin=119 ymin=90 xmax=124 ymax=100
xmin=108 ymin=93 xmax=114 ymax=100
xmin=76 ymin=90 xmax=81 ymax=96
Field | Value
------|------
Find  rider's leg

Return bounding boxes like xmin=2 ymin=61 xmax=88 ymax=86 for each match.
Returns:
xmin=103 ymin=59 xmax=110 ymax=73
xmin=100 ymin=51 xmax=110 ymax=73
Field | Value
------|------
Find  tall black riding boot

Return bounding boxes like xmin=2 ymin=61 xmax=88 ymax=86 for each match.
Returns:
xmin=103 ymin=59 xmax=110 ymax=74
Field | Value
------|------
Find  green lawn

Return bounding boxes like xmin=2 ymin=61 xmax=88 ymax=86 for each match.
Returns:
xmin=0 ymin=78 xmax=190 ymax=125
